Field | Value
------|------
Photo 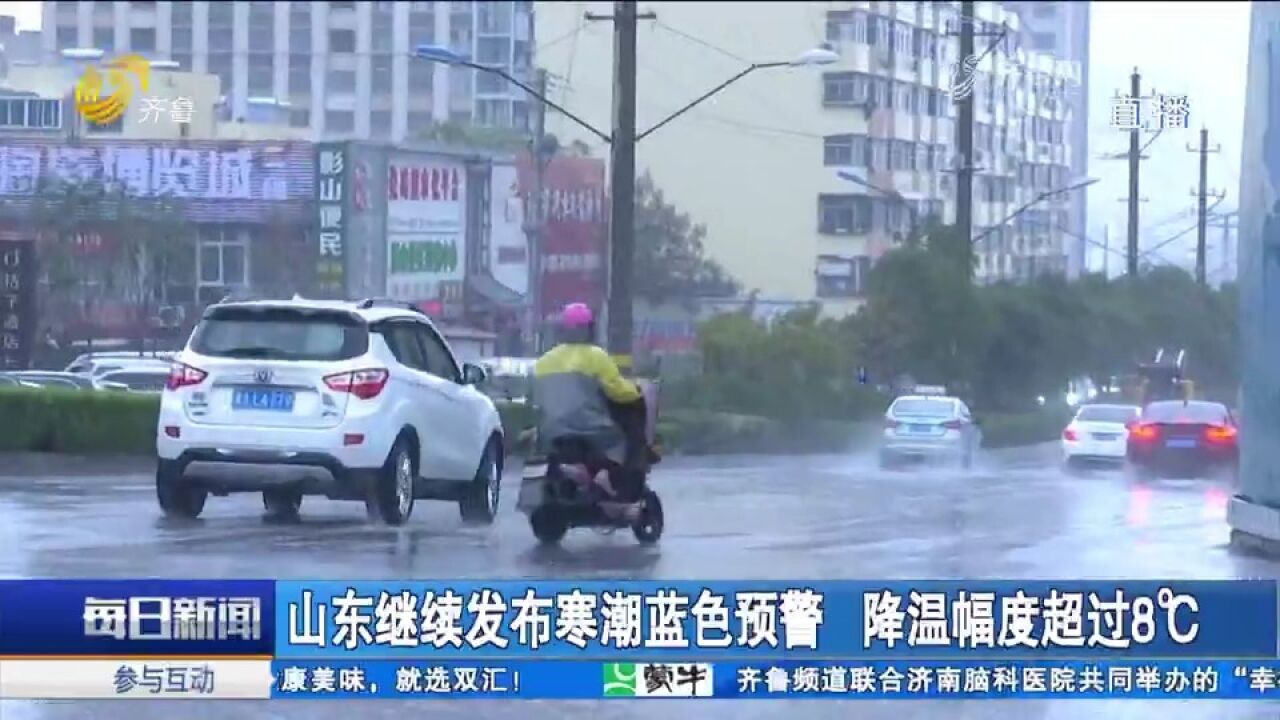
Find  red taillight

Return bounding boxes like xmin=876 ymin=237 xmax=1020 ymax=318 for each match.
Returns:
xmin=1130 ymin=423 xmax=1160 ymax=441
xmin=324 ymin=368 xmax=389 ymax=399
xmin=942 ymin=420 xmax=963 ymax=430
xmin=165 ymin=363 xmax=207 ymax=390
xmin=1205 ymin=425 xmax=1237 ymax=444
xmin=1063 ymin=427 xmax=1077 ymax=441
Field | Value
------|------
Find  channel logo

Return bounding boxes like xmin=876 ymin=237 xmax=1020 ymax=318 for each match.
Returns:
xmin=602 ymin=662 xmax=714 ymax=697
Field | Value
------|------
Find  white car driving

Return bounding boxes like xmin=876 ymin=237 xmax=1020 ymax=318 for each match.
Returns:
xmin=879 ymin=391 xmax=979 ymax=469
xmin=155 ymin=297 xmax=505 ymax=526
xmin=1061 ymin=403 xmax=1141 ymax=467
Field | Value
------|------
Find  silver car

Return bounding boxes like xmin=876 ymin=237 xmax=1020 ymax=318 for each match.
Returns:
xmin=879 ymin=394 xmax=979 ymax=469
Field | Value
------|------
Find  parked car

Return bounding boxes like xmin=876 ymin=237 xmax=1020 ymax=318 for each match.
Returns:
xmin=93 ymin=368 xmax=170 ymax=393
xmin=1126 ymin=400 xmax=1239 ymax=479
xmin=65 ymin=351 xmax=175 ymax=377
xmin=155 ymin=297 xmax=505 ymax=526
xmin=6 ymin=371 xmax=97 ymax=391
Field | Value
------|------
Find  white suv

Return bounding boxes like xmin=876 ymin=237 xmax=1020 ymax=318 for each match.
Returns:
xmin=155 ymin=298 xmax=505 ymax=526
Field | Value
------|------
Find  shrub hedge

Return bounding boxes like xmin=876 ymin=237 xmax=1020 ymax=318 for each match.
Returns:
xmin=0 ymin=387 xmax=1067 ymax=457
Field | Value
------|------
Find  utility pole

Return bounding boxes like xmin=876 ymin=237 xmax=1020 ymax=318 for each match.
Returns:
xmin=585 ymin=2 xmax=654 ymax=364
xmin=955 ymin=0 xmax=976 ymax=271
xmin=1102 ymin=225 xmax=1109 ymax=279
xmin=526 ymin=68 xmax=551 ymax=354
xmin=1187 ymin=126 xmax=1223 ymax=286
xmin=1126 ymin=68 xmax=1141 ymax=278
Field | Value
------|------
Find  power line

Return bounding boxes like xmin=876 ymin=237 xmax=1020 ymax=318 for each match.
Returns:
xmin=535 ymin=16 xmax=588 ymax=54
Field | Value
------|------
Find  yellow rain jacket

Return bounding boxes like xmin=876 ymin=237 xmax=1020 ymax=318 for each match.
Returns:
xmin=533 ymin=343 xmax=641 ymax=463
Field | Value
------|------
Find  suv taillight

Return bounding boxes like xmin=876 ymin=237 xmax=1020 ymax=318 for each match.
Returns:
xmin=942 ymin=420 xmax=963 ymax=430
xmin=325 ymin=368 xmax=389 ymax=399
xmin=166 ymin=363 xmax=207 ymax=390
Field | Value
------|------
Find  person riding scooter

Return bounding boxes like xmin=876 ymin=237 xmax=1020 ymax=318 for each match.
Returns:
xmin=532 ymin=303 xmax=655 ymax=502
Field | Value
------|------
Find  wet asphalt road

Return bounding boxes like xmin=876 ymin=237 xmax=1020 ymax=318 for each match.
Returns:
xmin=0 ymin=447 xmax=1277 ymax=719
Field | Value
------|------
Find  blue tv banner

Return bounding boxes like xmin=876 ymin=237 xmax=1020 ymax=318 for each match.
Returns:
xmin=267 ymin=659 xmax=1280 ymax=699
xmin=0 ymin=580 xmax=1272 ymax=661
xmin=0 ymin=579 xmax=274 ymax=656
xmin=275 ymin=580 xmax=1275 ymax=659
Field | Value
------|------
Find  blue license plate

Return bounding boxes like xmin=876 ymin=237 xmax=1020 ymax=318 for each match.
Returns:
xmin=908 ymin=424 xmax=932 ymax=433
xmin=1165 ymin=438 xmax=1197 ymax=449
xmin=1093 ymin=433 xmax=1120 ymax=441
xmin=232 ymin=388 xmax=295 ymax=412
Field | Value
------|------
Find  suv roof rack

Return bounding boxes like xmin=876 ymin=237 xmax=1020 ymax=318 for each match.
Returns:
xmin=356 ymin=297 xmax=427 ymax=315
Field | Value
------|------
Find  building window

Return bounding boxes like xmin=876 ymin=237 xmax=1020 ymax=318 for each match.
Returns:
xmin=249 ymin=60 xmax=275 ymax=96
xmin=198 ymin=229 xmax=250 ymax=296
xmin=1033 ymin=3 xmax=1057 ymax=17
xmin=823 ymin=72 xmax=868 ymax=106
xmin=475 ymin=98 xmax=512 ymax=127
xmin=890 ymin=140 xmax=913 ymax=170
xmin=93 ymin=27 xmax=114 ymax=52
xmin=824 ymin=135 xmax=854 ymax=166
xmin=289 ymin=109 xmax=310 ymax=128
xmin=326 ymin=110 xmax=355 ymax=133
xmin=87 ymin=115 xmax=124 ymax=134
xmin=289 ymin=26 xmax=312 ymax=53
xmin=372 ymin=110 xmax=392 ymax=137
xmin=129 ymin=27 xmax=156 ymax=52
xmin=372 ymin=56 xmax=393 ymax=94
xmin=0 ymin=98 xmax=63 ymax=130
xmin=289 ymin=55 xmax=311 ymax=93
xmin=816 ymin=255 xmax=871 ymax=298
xmin=818 ymin=194 xmax=872 ymax=235
xmin=328 ymin=69 xmax=356 ymax=93
xmin=410 ymin=60 xmax=434 ymax=93
xmin=56 ymin=26 xmax=77 ymax=48
xmin=329 ymin=29 xmax=356 ymax=53
xmin=1033 ymin=32 xmax=1055 ymax=50
xmin=477 ymin=1 xmax=514 ymax=34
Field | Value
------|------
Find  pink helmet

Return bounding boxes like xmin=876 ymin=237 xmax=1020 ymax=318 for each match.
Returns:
xmin=561 ymin=302 xmax=594 ymax=328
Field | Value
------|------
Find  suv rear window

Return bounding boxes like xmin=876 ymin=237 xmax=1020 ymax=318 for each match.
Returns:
xmin=190 ymin=307 xmax=368 ymax=361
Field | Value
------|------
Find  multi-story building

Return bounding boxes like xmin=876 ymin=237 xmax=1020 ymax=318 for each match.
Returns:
xmin=1003 ymin=0 xmax=1090 ymax=278
xmin=534 ymin=1 xmax=1082 ymax=316
xmin=40 ymin=1 xmax=534 ymax=141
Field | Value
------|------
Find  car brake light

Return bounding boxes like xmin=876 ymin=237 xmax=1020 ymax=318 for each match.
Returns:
xmin=1205 ymin=425 xmax=1237 ymax=444
xmin=325 ymin=368 xmax=389 ymax=399
xmin=166 ymin=363 xmax=207 ymax=390
xmin=1130 ymin=423 xmax=1160 ymax=441
xmin=942 ymin=420 xmax=963 ymax=430
xmin=1063 ymin=427 xmax=1077 ymax=441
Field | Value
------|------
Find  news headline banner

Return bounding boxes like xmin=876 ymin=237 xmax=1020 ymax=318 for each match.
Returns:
xmin=0 ymin=580 xmax=1270 ymax=659
xmin=276 ymin=580 xmax=1273 ymax=659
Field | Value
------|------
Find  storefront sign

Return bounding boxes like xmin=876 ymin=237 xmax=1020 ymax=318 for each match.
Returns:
xmin=0 ymin=239 xmax=36 ymax=369
xmin=489 ymin=163 xmax=528 ymax=295
xmin=0 ymin=140 xmax=314 ymax=223
xmin=315 ymin=144 xmax=346 ymax=294
xmin=385 ymin=158 xmax=467 ymax=302
xmin=517 ymin=155 xmax=608 ymax=323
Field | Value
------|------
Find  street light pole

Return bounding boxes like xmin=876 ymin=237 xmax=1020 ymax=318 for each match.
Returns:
xmin=412 ymin=38 xmax=837 ymax=363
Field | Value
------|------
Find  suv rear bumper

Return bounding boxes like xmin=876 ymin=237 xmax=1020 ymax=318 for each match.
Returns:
xmin=163 ymin=451 xmax=377 ymax=500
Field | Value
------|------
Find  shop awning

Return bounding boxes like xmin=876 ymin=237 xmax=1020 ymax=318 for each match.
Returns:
xmin=468 ymin=274 xmax=526 ymax=309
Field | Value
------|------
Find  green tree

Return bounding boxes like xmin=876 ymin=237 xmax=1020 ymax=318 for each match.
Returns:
xmin=31 ymin=177 xmax=191 ymax=344
xmin=413 ymin=120 xmax=532 ymax=153
xmin=633 ymin=171 xmax=738 ymax=306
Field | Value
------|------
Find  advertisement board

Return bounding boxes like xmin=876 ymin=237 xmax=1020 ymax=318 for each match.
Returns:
xmin=489 ymin=163 xmax=528 ymax=296
xmin=517 ymin=155 xmax=607 ymax=323
xmin=385 ymin=157 xmax=467 ymax=302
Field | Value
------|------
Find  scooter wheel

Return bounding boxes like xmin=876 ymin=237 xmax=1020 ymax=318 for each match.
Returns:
xmin=530 ymin=506 xmax=569 ymax=545
xmin=632 ymin=489 xmax=664 ymax=545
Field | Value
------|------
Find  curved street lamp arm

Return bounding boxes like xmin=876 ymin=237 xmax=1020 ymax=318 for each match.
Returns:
xmin=635 ymin=62 xmax=789 ymax=143
xmin=458 ymin=60 xmax=613 ymax=144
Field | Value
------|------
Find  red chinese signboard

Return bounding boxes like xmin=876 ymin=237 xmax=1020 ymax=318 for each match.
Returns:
xmin=516 ymin=154 xmax=608 ymax=324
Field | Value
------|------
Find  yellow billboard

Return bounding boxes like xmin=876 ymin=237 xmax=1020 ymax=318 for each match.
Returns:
xmin=73 ymin=54 xmax=150 ymax=125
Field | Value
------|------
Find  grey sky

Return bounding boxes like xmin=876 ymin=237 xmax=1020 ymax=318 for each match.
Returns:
xmin=0 ymin=1 xmax=1251 ymax=276
xmin=1087 ymin=1 xmax=1249 ymax=277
